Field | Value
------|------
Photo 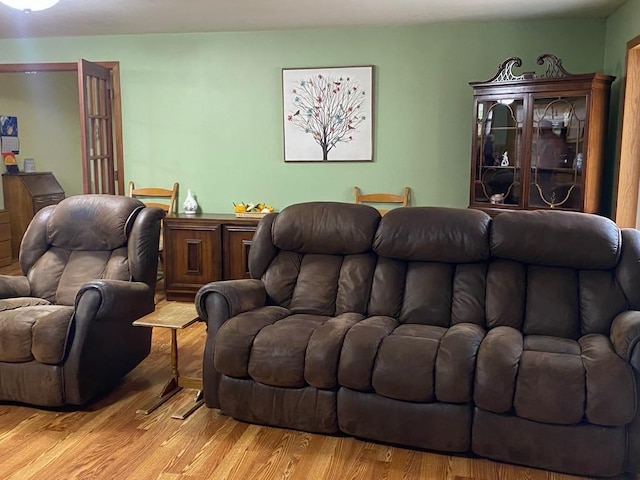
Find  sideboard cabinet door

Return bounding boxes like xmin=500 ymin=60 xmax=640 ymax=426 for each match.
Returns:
xmin=223 ymin=225 xmax=257 ymax=280
xmin=164 ymin=217 xmax=222 ymax=302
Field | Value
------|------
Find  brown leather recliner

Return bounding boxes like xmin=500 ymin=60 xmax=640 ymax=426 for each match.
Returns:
xmin=0 ymin=194 xmax=164 ymax=407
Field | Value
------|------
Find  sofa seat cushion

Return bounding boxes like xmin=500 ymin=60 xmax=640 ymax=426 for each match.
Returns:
xmin=0 ymin=298 xmax=74 ymax=364
xmin=339 ymin=318 xmax=485 ymax=403
xmin=214 ymin=307 xmax=363 ymax=389
xmin=475 ymin=327 xmax=636 ymax=427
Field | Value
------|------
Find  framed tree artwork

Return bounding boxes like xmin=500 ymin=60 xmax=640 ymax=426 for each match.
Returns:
xmin=282 ymin=65 xmax=374 ymax=162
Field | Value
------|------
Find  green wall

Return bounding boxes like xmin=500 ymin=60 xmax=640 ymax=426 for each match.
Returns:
xmin=603 ymin=0 xmax=640 ymax=216
xmin=0 ymin=20 xmax=606 ymax=213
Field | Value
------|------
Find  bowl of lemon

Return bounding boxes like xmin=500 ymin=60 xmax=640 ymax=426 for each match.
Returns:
xmin=233 ymin=202 xmax=275 ymax=218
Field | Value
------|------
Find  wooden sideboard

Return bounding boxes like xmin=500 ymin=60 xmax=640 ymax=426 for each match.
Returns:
xmin=163 ymin=213 xmax=260 ymax=301
xmin=2 ymin=172 xmax=65 ymax=258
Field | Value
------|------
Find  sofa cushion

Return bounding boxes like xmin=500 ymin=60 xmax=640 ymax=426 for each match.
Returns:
xmin=367 ymin=258 xmax=487 ymax=327
xmin=0 ymin=299 xmax=74 ymax=364
xmin=214 ymin=306 xmax=290 ymax=378
xmin=215 ymin=308 xmax=361 ymax=390
xmin=340 ymin=319 xmax=484 ymax=404
xmin=28 ymin=247 xmax=130 ymax=305
xmin=475 ymin=329 xmax=636 ymax=427
xmin=47 ymin=194 xmax=143 ymax=251
xmin=260 ymin=202 xmax=381 ymax=317
xmin=487 ymin=260 xmax=627 ymax=338
xmin=374 ymin=207 xmax=491 ymax=263
xmin=272 ymin=202 xmax=380 ymax=255
xmin=491 ymin=210 xmax=621 ymax=269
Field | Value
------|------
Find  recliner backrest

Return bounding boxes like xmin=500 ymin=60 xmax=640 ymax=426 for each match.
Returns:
xmin=370 ymin=207 xmax=491 ymax=327
xmin=488 ymin=210 xmax=626 ymax=338
xmin=19 ymin=195 xmax=163 ymax=305
xmin=249 ymin=202 xmax=381 ymax=316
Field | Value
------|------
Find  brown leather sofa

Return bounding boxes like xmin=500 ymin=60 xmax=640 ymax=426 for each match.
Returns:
xmin=196 ymin=201 xmax=640 ymax=477
xmin=0 ymin=194 xmax=164 ymax=407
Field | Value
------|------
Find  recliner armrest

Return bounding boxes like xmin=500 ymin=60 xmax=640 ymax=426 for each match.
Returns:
xmin=195 ymin=279 xmax=266 ymax=323
xmin=74 ymin=279 xmax=155 ymax=323
xmin=610 ymin=310 xmax=640 ymax=365
xmin=0 ymin=275 xmax=30 ymax=299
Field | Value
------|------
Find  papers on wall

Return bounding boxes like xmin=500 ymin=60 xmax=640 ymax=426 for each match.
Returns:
xmin=0 ymin=116 xmax=19 ymax=154
xmin=0 ymin=136 xmax=19 ymax=154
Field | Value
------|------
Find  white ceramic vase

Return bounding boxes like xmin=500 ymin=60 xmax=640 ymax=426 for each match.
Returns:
xmin=183 ymin=189 xmax=198 ymax=215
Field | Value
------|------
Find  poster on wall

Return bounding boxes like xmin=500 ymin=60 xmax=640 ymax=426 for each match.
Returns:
xmin=282 ymin=65 xmax=374 ymax=162
xmin=0 ymin=116 xmax=17 ymax=137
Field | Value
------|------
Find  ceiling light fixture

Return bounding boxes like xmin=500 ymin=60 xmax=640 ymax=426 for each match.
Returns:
xmin=0 ymin=0 xmax=59 ymax=12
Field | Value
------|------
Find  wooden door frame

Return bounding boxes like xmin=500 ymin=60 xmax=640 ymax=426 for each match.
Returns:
xmin=613 ymin=35 xmax=640 ymax=227
xmin=0 ymin=61 xmax=125 ymax=195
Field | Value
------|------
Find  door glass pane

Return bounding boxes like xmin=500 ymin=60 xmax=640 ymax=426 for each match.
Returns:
xmin=473 ymin=99 xmax=524 ymax=206
xmin=529 ymin=96 xmax=586 ymax=209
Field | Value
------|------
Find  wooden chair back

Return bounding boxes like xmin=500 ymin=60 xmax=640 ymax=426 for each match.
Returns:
xmin=128 ymin=181 xmax=178 ymax=216
xmin=354 ymin=186 xmax=410 ymax=216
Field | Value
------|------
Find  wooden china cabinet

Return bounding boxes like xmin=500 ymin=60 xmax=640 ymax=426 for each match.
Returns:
xmin=469 ymin=54 xmax=614 ymax=214
xmin=163 ymin=214 xmax=260 ymax=301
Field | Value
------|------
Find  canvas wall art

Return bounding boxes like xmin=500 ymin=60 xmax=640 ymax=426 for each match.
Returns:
xmin=282 ymin=65 xmax=374 ymax=162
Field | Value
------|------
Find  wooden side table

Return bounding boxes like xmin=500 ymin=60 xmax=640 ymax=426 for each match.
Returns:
xmin=133 ymin=302 xmax=204 ymax=420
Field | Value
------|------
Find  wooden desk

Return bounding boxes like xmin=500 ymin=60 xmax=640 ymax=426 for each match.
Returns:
xmin=2 ymin=172 xmax=64 ymax=258
xmin=133 ymin=302 xmax=204 ymax=420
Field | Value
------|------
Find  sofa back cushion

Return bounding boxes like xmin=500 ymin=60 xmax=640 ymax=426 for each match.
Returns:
xmin=489 ymin=210 xmax=627 ymax=338
xmin=369 ymin=207 xmax=491 ymax=327
xmin=255 ymin=202 xmax=381 ymax=316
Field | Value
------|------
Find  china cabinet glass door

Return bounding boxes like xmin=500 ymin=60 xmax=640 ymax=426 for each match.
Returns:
xmin=528 ymin=95 xmax=587 ymax=210
xmin=473 ymin=98 xmax=525 ymax=207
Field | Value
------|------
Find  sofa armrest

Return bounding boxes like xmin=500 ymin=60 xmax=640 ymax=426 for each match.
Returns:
xmin=195 ymin=279 xmax=267 ymax=409
xmin=611 ymin=311 xmax=640 ymax=365
xmin=195 ymin=279 xmax=266 ymax=324
xmin=74 ymin=279 xmax=155 ymax=323
xmin=0 ymin=275 xmax=30 ymax=299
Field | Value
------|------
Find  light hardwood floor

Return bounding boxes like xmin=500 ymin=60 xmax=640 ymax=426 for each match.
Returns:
xmin=0 ymin=262 xmax=624 ymax=480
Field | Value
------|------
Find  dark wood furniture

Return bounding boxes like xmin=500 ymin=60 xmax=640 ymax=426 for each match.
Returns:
xmin=469 ymin=54 xmax=614 ymax=214
xmin=0 ymin=210 xmax=11 ymax=267
xmin=2 ymin=172 xmax=65 ymax=258
xmin=163 ymin=213 xmax=260 ymax=301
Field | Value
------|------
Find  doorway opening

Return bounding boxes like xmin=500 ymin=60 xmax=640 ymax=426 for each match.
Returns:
xmin=0 ymin=60 xmax=124 ymax=195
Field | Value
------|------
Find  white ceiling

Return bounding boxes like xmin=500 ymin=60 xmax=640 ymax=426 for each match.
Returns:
xmin=0 ymin=0 xmax=627 ymax=40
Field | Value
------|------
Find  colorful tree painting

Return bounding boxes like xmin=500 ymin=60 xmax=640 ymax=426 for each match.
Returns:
xmin=283 ymin=66 xmax=373 ymax=162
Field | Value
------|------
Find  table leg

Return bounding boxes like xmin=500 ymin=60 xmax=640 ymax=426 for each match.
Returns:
xmin=136 ymin=329 xmax=183 ymax=415
xmin=171 ymin=389 xmax=204 ymax=420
